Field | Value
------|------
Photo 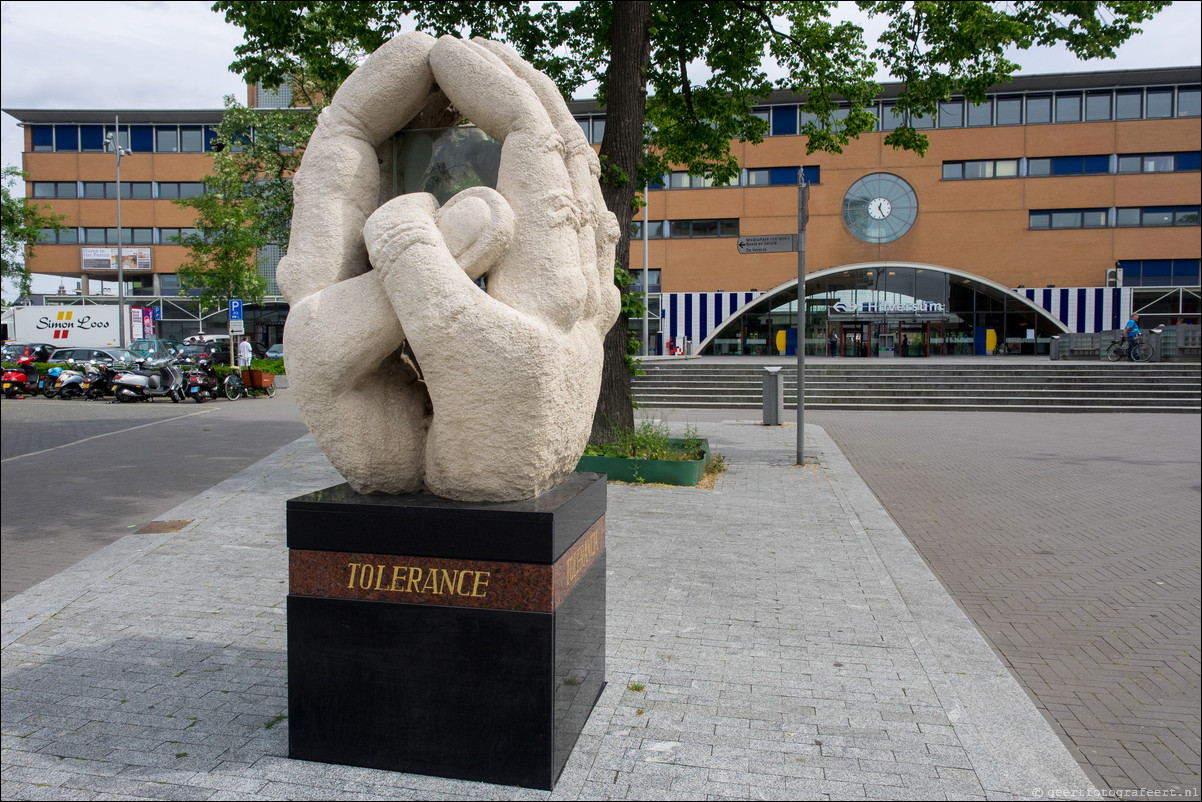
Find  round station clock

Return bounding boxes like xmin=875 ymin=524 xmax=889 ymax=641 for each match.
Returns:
xmin=842 ymin=173 xmax=918 ymax=243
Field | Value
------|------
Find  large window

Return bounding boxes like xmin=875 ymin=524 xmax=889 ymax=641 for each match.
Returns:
xmin=157 ymin=182 xmax=206 ymax=199
xmin=1086 ymin=92 xmax=1112 ymax=121
xmin=574 ymin=115 xmax=606 ymax=145
xmin=966 ymin=100 xmax=992 ymax=127
xmin=1119 ymin=259 xmax=1201 ymax=287
xmin=31 ymin=182 xmax=77 ymax=198
xmin=943 ymin=159 xmax=1020 ymax=179
xmin=1026 ymin=95 xmax=1052 ymax=124
xmin=1029 ymin=208 xmax=1108 ymax=229
xmin=1116 ymin=206 xmax=1200 ymax=227
xmin=1032 ymin=206 xmax=1199 ymax=229
xmin=1116 ymin=152 xmax=1201 ymax=173
xmin=1027 ymin=154 xmax=1110 ymax=176
xmin=655 ymin=165 xmax=819 ymax=190
xmin=1179 ymin=87 xmax=1202 ymax=117
xmin=631 ymin=219 xmax=738 ymax=238
xmin=38 ymin=227 xmax=79 ymax=244
xmin=1055 ymin=93 xmax=1082 ymax=123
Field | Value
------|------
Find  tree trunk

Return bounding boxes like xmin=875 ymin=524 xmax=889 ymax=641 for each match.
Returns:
xmin=590 ymin=0 xmax=651 ymax=446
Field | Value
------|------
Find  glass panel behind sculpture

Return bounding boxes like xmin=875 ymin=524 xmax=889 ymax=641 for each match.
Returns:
xmin=393 ymin=126 xmax=502 ymax=205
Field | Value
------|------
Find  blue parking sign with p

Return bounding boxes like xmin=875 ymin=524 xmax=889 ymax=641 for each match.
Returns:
xmin=230 ymin=299 xmax=243 ymax=321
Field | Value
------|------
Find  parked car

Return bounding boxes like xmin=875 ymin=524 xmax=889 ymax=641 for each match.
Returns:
xmin=47 ymin=347 xmax=140 ymax=366
xmin=2 ymin=342 xmax=57 ymax=363
xmin=128 ymin=338 xmax=184 ymax=360
xmin=265 ymin=343 xmax=284 ymax=359
xmin=178 ymin=341 xmax=266 ymax=365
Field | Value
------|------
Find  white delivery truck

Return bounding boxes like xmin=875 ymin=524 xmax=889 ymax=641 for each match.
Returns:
xmin=5 ymin=305 xmax=122 ymax=349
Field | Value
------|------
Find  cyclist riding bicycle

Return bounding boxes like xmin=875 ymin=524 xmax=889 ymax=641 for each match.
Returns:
xmin=1123 ymin=313 xmax=1141 ymax=362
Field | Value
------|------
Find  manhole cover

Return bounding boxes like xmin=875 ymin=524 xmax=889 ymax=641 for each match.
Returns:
xmin=135 ymin=520 xmax=193 ymax=534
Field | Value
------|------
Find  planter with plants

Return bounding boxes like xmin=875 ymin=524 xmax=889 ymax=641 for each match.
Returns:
xmin=575 ymin=420 xmax=715 ymax=487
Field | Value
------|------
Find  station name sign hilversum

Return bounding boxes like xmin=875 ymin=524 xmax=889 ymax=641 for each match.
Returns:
xmin=737 ymin=234 xmax=797 ymax=254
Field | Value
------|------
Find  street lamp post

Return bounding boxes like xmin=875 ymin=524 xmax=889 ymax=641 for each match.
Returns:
xmin=105 ymin=117 xmax=131 ymax=349
xmin=642 ymin=181 xmax=650 ymax=356
xmin=796 ymin=170 xmax=810 ymax=465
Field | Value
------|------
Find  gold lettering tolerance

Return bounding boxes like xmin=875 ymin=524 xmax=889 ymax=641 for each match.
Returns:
xmin=346 ymin=562 xmax=492 ymax=599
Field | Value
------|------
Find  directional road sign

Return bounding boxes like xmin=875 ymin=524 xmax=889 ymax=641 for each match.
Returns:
xmin=736 ymin=234 xmax=797 ymax=255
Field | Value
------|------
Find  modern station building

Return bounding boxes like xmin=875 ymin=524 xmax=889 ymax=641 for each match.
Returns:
xmin=6 ymin=66 xmax=1200 ymax=356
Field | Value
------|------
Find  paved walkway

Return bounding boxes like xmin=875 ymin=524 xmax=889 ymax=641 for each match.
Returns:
xmin=2 ymin=421 xmax=1095 ymax=800
xmin=810 ymin=411 xmax=1201 ymax=795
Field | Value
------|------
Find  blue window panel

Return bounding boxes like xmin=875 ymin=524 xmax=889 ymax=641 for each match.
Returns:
xmin=205 ymin=127 xmax=221 ymax=152
xmin=771 ymin=106 xmax=797 ymax=136
xmin=802 ymin=165 xmax=820 ymax=185
xmin=769 ymin=166 xmax=800 ymax=185
xmin=668 ymin=294 xmax=678 ymax=340
xmin=1142 ymin=260 xmax=1172 ymax=278
xmin=1076 ymin=288 xmax=1088 ymax=333
xmin=1176 ymin=151 xmax=1201 ymax=171
xmin=129 ymin=125 xmax=154 ymax=152
xmin=1173 ymin=260 xmax=1200 ymax=282
xmin=55 ymin=125 xmax=79 ymax=151
xmin=1040 ymin=289 xmax=1053 ymax=313
xmin=31 ymin=125 xmax=54 ymax=150
xmin=684 ymin=294 xmax=693 ymax=340
xmin=1082 ymin=155 xmax=1109 ymax=174
xmin=699 ymin=294 xmax=709 ymax=339
xmin=79 ymin=125 xmax=104 ymax=151
xmin=1059 ymin=290 xmax=1070 ymax=327
xmin=1051 ymin=156 xmax=1082 ymax=175
xmin=1093 ymin=288 xmax=1105 ymax=332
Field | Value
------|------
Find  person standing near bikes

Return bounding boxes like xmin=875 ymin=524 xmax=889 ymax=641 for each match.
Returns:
xmin=1124 ymin=313 xmax=1142 ymax=362
xmin=238 ymin=336 xmax=253 ymax=368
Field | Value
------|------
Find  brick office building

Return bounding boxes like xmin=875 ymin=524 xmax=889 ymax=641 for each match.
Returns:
xmin=6 ymin=67 xmax=1200 ymax=356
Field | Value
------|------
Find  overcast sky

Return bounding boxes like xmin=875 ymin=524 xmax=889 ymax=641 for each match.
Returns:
xmin=2 ymin=0 xmax=1200 ymax=295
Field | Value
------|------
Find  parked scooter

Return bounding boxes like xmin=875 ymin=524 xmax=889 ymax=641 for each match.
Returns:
xmin=39 ymin=365 xmax=64 ymax=398
xmin=83 ymin=362 xmax=117 ymax=400
xmin=52 ymin=361 xmax=89 ymax=400
xmin=111 ymin=359 xmax=185 ymax=403
xmin=183 ymin=358 xmax=219 ymax=403
xmin=2 ymin=356 xmax=40 ymax=398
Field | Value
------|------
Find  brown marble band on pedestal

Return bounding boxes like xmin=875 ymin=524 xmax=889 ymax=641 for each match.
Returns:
xmin=289 ymin=518 xmax=604 ymax=612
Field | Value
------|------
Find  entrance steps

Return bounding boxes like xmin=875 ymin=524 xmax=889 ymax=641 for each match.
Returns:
xmin=631 ymin=361 xmax=1202 ymax=412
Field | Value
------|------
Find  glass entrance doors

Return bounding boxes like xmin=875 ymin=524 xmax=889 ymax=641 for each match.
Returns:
xmin=896 ymin=321 xmax=943 ymax=357
xmin=840 ymin=323 xmax=870 ymax=357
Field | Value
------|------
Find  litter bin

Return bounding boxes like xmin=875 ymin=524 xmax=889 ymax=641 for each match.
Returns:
xmin=763 ymin=367 xmax=783 ymax=426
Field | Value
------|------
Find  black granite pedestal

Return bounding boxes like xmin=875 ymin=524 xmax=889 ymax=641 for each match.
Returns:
xmin=286 ymin=473 xmax=607 ymax=791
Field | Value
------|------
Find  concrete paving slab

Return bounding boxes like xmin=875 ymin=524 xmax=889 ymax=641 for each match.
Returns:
xmin=2 ymin=421 xmax=1095 ymax=800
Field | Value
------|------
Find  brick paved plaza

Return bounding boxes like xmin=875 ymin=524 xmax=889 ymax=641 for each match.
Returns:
xmin=811 ymin=410 xmax=1201 ymax=794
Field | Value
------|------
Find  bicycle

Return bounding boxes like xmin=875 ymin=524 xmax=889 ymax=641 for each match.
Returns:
xmin=1105 ymin=335 xmax=1152 ymax=363
xmin=224 ymin=368 xmax=276 ymax=400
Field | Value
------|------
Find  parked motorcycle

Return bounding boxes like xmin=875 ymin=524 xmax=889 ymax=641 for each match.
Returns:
xmin=2 ymin=356 xmax=40 ymax=398
xmin=52 ymin=362 xmax=89 ymax=400
xmin=183 ymin=358 xmax=219 ymax=403
xmin=39 ymin=365 xmax=64 ymax=398
xmin=111 ymin=359 xmax=185 ymax=403
xmin=83 ymin=362 xmax=117 ymax=400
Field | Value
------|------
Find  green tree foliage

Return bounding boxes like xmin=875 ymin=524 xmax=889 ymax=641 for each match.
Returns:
xmin=173 ymin=96 xmax=318 ymax=311
xmin=2 ymin=166 xmax=67 ymax=299
xmin=213 ymin=0 xmax=1168 ymax=440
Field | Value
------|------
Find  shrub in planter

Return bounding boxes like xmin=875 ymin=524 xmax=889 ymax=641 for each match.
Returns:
xmin=576 ymin=420 xmax=710 ymax=486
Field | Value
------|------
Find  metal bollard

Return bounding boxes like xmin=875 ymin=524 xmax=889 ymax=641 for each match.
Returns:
xmin=762 ymin=366 xmax=783 ymax=426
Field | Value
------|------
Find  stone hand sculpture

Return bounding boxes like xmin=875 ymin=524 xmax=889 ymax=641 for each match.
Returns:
xmin=278 ymin=33 xmax=620 ymax=502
